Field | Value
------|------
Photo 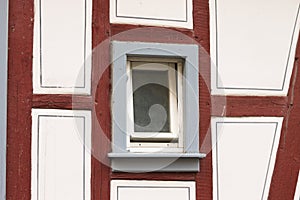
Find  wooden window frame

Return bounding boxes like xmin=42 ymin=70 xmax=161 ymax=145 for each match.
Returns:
xmin=127 ymin=57 xmax=184 ymax=152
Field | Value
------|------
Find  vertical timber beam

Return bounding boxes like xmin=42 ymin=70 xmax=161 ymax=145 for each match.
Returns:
xmin=6 ymin=0 xmax=34 ymax=199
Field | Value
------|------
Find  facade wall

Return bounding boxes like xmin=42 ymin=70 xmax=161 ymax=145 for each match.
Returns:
xmin=5 ymin=0 xmax=300 ymax=200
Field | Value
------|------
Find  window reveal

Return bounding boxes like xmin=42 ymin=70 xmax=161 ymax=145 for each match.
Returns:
xmin=109 ymin=41 xmax=203 ymax=172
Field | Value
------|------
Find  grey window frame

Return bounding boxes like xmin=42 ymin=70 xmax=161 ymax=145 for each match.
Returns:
xmin=109 ymin=41 xmax=205 ymax=172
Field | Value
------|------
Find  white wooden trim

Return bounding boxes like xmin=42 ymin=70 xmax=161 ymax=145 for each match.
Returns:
xmin=126 ymin=60 xmax=134 ymax=150
xmin=132 ymin=62 xmax=169 ymax=71
xmin=169 ymin=63 xmax=178 ymax=135
xmin=131 ymin=132 xmax=178 ymax=141
xmin=177 ymin=62 xmax=184 ymax=148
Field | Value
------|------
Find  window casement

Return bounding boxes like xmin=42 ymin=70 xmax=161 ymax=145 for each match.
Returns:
xmin=127 ymin=57 xmax=183 ymax=152
xmin=109 ymin=41 xmax=205 ymax=172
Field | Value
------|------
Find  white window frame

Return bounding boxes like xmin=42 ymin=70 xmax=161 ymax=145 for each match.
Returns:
xmin=126 ymin=57 xmax=183 ymax=152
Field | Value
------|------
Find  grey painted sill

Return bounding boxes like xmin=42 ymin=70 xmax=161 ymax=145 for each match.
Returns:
xmin=108 ymin=152 xmax=206 ymax=172
xmin=108 ymin=152 xmax=206 ymax=158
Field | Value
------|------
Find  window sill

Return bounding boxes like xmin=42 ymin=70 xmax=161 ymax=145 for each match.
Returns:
xmin=108 ymin=152 xmax=206 ymax=172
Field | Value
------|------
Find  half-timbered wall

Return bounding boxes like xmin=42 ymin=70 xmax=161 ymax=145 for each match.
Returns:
xmin=5 ymin=0 xmax=300 ymax=200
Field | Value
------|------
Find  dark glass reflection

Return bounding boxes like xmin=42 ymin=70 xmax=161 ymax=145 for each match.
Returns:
xmin=132 ymin=69 xmax=170 ymax=132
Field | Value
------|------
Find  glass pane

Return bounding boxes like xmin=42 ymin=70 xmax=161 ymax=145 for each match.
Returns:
xmin=132 ymin=65 xmax=171 ymax=132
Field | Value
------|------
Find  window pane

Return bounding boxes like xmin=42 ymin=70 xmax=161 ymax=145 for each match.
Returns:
xmin=132 ymin=66 xmax=171 ymax=132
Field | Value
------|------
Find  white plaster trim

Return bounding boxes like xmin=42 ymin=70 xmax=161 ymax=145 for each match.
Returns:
xmin=111 ymin=180 xmax=196 ymax=200
xmin=211 ymin=117 xmax=283 ymax=200
xmin=31 ymin=109 xmax=91 ymax=200
xmin=210 ymin=0 xmax=300 ymax=96
xmin=294 ymin=170 xmax=300 ymax=200
xmin=33 ymin=0 xmax=92 ymax=94
xmin=110 ymin=0 xmax=193 ymax=29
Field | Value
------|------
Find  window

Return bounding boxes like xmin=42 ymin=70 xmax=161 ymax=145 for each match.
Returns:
xmin=109 ymin=41 xmax=205 ymax=172
xmin=127 ymin=57 xmax=183 ymax=152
